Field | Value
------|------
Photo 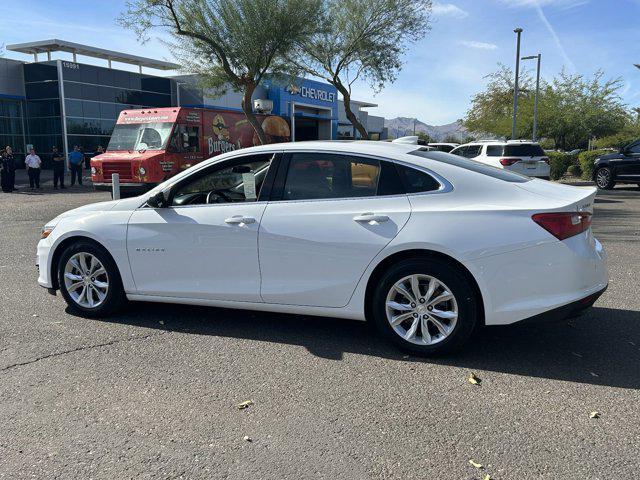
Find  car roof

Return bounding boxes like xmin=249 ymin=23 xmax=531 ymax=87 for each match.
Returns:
xmin=223 ymin=140 xmax=424 ymax=160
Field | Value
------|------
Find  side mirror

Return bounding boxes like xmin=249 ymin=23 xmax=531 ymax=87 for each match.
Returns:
xmin=147 ymin=191 xmax=168 ymax=208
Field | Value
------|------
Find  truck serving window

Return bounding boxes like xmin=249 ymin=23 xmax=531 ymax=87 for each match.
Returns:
xmin=107 ymin=122 xmax=174 ymax=151
xmin=170 ymin=125 xmax=200 ymax=153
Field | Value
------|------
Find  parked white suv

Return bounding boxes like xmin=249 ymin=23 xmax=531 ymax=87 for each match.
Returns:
xmin=450 ymin=141 xmax=550 ymax=179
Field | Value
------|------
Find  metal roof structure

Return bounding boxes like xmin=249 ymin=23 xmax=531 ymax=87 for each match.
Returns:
xmin=6 ymin=39 xmax=180 ymax=71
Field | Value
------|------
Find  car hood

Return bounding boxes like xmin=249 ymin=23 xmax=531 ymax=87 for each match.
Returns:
xmin=596 ymin=152 xmax=622 ymax=161
xmin=49 ymin=196 xmax=145 ymax=223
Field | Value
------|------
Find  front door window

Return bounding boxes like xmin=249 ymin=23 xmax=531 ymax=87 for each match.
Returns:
xmin=170 ymin=154 xmax=273 ymax=206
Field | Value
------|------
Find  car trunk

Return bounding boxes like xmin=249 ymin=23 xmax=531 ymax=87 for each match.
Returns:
xmin=516 ymin=180 xmax=597 ymax=213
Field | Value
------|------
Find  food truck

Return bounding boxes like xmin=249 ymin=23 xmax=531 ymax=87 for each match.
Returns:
xmin=90 ymin=107 xmax=291 ymax=195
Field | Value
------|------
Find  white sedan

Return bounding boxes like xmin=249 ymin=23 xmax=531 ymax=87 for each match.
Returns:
xmin=37 ymin=141 xmax=608 ymax=355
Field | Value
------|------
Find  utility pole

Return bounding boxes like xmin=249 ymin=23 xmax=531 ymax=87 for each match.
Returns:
xmin=512 ymin=28 xmax=523 ymax=140
xmin=522 ymin=53 xmax=541 ymax=141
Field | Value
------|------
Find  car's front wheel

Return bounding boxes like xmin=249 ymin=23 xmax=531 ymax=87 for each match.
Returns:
xmin=595 ymin=167 xmax=615 ymax=190
xmin=58 ymin=241 xmax=125 ymax=317
xmin=371 ymin=258 xmax=479 ymax=355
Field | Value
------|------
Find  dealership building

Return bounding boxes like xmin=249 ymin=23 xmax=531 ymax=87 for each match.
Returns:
xmin=0 ymin=39 xmax=386 ymax=166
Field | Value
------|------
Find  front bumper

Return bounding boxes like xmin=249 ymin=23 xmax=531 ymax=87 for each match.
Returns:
xmin=36 ymin=238 xmax=54 ymax=289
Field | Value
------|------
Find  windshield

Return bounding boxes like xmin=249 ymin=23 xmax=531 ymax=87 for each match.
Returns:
xmin=107 ymin=122 xmax=174 ymax=151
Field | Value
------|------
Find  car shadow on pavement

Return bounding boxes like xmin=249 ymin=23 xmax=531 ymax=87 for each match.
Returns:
xmin=90 ymin=303 xmax=640 ymax=390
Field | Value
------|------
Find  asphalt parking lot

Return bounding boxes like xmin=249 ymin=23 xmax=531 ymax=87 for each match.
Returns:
xmin=1 ymin=176 xmax=639 ymax=479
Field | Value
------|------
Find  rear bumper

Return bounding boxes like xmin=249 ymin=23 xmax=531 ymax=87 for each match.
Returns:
xmin=470 ymin=233 xmax=608 ymax=326
xmin=518 ymin=284 xmax=607 ymax=325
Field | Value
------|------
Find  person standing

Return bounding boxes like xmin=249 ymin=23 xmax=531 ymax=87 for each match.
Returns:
xmin=52 ymin=146 xmax=66 ymax=189
xmin=25 ymin=147 xmax=42 ymax=190
xmin=68 ymin=145 xmax=84 ymax=186
xmin=1 ymin=146 xmax=16 ymax=192
xmin=0 ymin=148 xmax=8 ymax=193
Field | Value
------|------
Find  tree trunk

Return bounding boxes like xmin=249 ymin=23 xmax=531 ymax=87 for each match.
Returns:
xmin=241 ymin=82 xmax=267 ymax=145
xmin=334 ymin=82 xmax=368 ymax=140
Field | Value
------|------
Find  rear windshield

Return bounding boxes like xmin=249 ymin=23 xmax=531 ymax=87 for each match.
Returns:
xmin=504 ymin=144 xmax=545 ymax=157
xmin=409 ymin=150 xmax=531 ymax=183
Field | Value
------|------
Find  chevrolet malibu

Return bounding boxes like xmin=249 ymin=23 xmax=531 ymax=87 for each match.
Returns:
xmin=37 ymin=141 xmax=608 ymax=355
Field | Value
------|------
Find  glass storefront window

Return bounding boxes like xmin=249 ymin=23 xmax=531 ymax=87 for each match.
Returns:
xmin=25 ymin=82 xmax=60 ymax=100
xmin=23 ymin=63 xmax=58 ymax=83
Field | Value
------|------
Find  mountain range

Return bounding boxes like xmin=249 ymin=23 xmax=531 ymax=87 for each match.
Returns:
xmin=384 ymin=117 xmax=470 ymax=142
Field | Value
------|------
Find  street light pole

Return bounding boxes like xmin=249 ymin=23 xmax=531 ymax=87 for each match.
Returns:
xmin=512 ymin=28 xmax=523 ymax=140
xmin=522 ymin=53 xmax=542 ymax=142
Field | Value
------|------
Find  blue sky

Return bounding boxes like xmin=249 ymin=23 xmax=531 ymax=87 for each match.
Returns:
xmin=1 ymin=0 xmax=639 ymax=124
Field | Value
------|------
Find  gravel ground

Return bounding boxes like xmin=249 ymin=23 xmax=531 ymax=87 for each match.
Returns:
xmin=1 ymin=179 xmax=639 ymax=480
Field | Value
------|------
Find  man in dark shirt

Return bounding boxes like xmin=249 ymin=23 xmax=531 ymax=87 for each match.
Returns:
xmin=52 ymin=146 xmax=66 ymax=189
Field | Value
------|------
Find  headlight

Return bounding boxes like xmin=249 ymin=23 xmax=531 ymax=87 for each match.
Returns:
xmin=41 ymin=224 xmax=56 ymax=239
xmin=139 ymin=167 xmax=146 ymax=175
xmin=91 ymin=166 xmax=97 ymax=175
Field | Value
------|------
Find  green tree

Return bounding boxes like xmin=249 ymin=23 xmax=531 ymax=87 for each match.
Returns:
xmin=417 ymin=131 xmax=432 ymax=143
xmin=464 ymin=66 xmax=629 ymax=150
xmin=464 ymin=64 xmax=536 ymax=140
xmin=119 ymin=0 xmax=322 ymax=144
xmin=292 ymin=0 xmax=431 ymax=139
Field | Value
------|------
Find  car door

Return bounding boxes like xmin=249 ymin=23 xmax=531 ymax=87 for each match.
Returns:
xmin=616 ymin=140 xmax=640 ymax=180
xmin=126 ymin=152 xmax=278 ymax=301
xmin=258 ymin=152 xmax=411 ymax=307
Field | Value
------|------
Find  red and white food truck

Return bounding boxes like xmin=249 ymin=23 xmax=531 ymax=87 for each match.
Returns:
xmin=90 ymin=107 xmax=291 ymax=195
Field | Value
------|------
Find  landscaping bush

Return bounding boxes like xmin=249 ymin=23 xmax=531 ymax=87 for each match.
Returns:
xmin=578 ymin=149 xmax=609 ymax=180
xmin=567 ymin=164 xmax=582 ymax=177
xmin=547 ymin=151 xmax=576 ymax=180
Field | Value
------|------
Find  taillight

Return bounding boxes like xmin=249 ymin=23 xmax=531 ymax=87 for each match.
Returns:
xmin=541 ymin=156 xmax=550 ymax=164
xmin=532 ymin=212 xmax=592 ymax=240
xmin=499 ymin=157 xmax=520 ymax=166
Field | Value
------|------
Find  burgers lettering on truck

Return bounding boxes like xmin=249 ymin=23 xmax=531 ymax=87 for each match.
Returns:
xmin=90 ymin=107 xmax=291 ymax=197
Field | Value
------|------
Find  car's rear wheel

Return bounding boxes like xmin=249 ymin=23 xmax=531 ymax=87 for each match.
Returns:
xmin=371 ymin=258 xmax=479 ymax=355
xmin=58 ymin=241 xmax=125 ymax=317
xmin=595 ymin=167 xmax=615 ymax=190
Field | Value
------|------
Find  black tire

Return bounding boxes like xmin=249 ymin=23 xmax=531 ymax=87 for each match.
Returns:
xmin=595 ymin=167 xmax=615 ymax=190
xmin=371 ymin=258 xmax=479 ymax=356
xmin=57 ymin=241 xmax=126 ymax=317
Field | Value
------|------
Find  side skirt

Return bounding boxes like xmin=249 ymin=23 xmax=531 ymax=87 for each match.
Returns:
xmin=125 ymin=293 xmax=366 ymax=321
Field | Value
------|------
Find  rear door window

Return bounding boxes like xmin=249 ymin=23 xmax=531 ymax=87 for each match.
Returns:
xmin=282 ymin=153 xmax=380 ymax=200
xmin=503 ymin=144 xmax=545 ymax=157
xmin=486 ymin=145 xmax=504 ymax=156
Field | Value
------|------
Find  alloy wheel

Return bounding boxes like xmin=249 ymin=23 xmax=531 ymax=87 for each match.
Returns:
xmin=63 ymin=252 xmax=109 ymax=308
xmin=596 ymin=168 xmax=611 ymax=189
xmin=385 ymin=274 xmax=459 ymax=346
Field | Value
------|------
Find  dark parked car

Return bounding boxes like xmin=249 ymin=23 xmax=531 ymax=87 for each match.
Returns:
xmin=593 ymin=139 xmax=640 ymax=189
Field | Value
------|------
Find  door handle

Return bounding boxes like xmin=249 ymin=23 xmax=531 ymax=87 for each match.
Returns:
xmin=224 ymin=215 xmax=256 ymax=225
xmin=353 ymin=213 xmax=389 ymax=223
